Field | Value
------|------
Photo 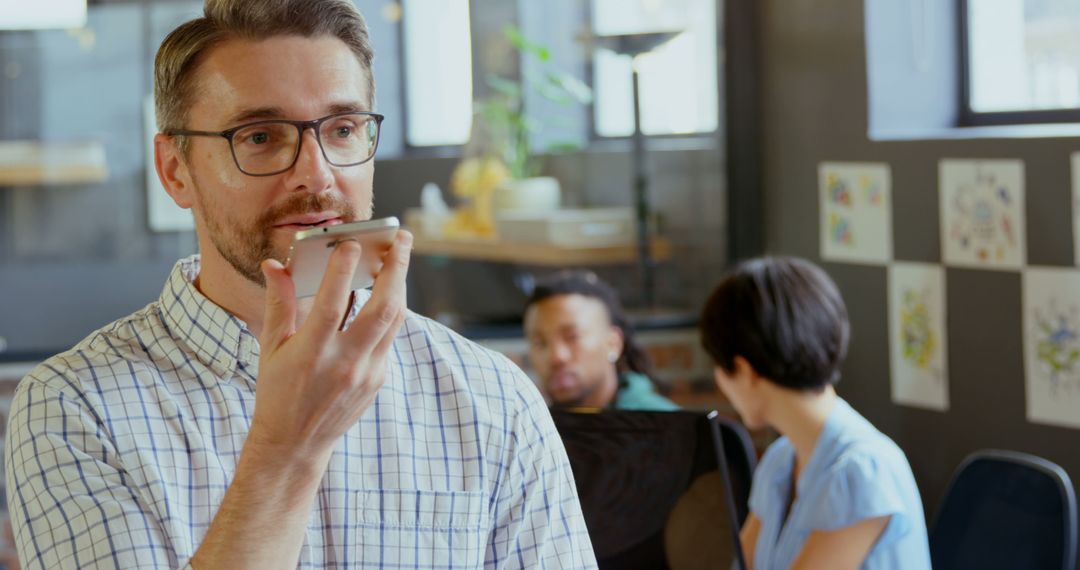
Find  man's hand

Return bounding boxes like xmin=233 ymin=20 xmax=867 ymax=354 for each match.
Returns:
xmin=190 ymin=230 xmax=412 ymax=570
xmin=250 ymin=229 xmax=413 ymax=465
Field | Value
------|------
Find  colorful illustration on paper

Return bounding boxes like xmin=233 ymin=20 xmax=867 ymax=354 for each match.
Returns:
xmin=828 ymin=213 xmax=852 ymax=245
xmin=1031 ymin=302 xmax=1080 ymax=396
xmin=889 ymin=263 xmax=948 ymax=411
xmin=940 ymin=159 xmax=1025 ymax=270
xmin=900 ymin=289 xmax=937 ymax=369
xmin=1070 ymin=152 xmax=1080 ymax=267
xmin=1024 ymin=268 xmax=1080 ymax=430
xmin=819 ymin=163 xmax=892 ymax=264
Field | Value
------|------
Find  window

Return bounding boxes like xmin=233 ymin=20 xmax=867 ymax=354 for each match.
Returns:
xmin=401 ymin=0 xmax=473 ymax=146
xmin=590 ymin=0 xmax=719 ymax=137
xmin=0 ymin=0 xmax=86 ymax=30
xmin=963 ymin=0 xmax=1080 ymax=123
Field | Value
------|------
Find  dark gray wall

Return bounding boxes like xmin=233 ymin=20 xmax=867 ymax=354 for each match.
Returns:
xmin=762 ymin=0 xmax=1080 ymax=520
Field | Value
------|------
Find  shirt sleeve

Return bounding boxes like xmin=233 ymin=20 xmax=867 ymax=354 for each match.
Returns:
xmin=5 ymin=373 xmax=187 ymax=569
xmin=484 ymin=372 xmax=598 ymax=570
xmin=748 ymin=440 xmax=790 ymax=517
xmin=802 ymin=446 xmax=913 ymax=546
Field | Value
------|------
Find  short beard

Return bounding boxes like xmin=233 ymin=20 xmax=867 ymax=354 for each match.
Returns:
xmin=197 ymin=183 xmax=367 ymax=287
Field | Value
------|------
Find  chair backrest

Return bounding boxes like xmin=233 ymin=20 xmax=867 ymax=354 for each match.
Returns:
xmin=550 ymin=409 xmax=756 ymax=570
xmin=930 ymin=449 xmax=1078 ymax=570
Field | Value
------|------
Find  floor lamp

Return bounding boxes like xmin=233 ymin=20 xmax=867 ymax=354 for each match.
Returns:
xmin=588 ymin=31 xmax=681 ymax=307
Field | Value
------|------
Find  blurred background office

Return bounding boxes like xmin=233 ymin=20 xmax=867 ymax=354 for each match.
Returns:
xmin=5 ymin=1 xmax=1080 ymax=567
xmin=0 ymin=0 xmax=729 ymax=403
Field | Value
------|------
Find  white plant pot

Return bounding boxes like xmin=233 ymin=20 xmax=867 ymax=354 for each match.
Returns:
xmin=492 ymin=176 xmax=561 ymax=212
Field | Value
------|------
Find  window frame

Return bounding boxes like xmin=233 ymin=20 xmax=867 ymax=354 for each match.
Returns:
xmin=584 ymin=0 xmax=722 ymax=142
xmin=958 ymin=0 xmax=1080 ymax=127
xmin=391 ymin=0 xmax=724 ymax=159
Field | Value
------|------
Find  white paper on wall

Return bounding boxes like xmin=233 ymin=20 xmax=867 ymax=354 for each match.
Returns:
xmin=1023 ymin=267 xmax=1080 ymax=430
xmin=939 ymin=159 xmax=1025 ymax=270
xmin=1071 ymin=152 xmax=1080 ymax=267
xmin=888 ymin=262 xmax=949 ymax=411
xmin=145 ymin=95 xmax=194 ymax=232
xmin=819 ymin=162 xmax=892 ymax=264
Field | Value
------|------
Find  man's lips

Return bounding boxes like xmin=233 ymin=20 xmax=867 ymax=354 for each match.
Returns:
xmin=549 ymin=371 xmax=578 ymax=392
xmin=274 ymin=213 xmax=344 ymax=230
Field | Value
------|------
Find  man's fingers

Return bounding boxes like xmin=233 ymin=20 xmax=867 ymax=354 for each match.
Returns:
xmin=371 ymin=306 xmax=406 ymax=358
xmin=346 ymin=230 xmax=412 ymax=350
xmin=261 ymin=259 xmax=297 ymax=349
xmin=303 ymin=239 xmax=364 ymax=342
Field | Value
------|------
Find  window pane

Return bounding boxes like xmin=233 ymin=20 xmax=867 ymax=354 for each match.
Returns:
xmin=0 ymin=0 xmax=86 ymax=30
xmin=591 ymin=0 xmax=718 ymax=136
xmin=402 ymin=0 xmax=473 ymax=146
xmin=968 ymin=0 xmax=1080 ymax=112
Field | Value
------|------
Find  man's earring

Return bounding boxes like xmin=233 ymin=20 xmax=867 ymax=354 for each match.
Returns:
xmin=608 ymin=352 xmax=618 ymax=363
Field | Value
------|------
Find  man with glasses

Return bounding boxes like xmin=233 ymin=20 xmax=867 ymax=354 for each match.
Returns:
xmin=4 ymin=1 xmax=596 ymax=569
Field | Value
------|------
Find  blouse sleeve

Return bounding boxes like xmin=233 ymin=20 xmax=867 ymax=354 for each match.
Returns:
xmin=803 ymin=445 xmax=914 ymax=547
xmin=748 ymin=440 xmax=790 ymax=517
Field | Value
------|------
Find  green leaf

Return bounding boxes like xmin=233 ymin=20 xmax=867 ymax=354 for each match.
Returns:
xmin=504 ymin=25 xmax=550 ymax=62
xmin=545 ymin=141 xmax=581 ymax=153
xmin=551 ymin=73 xmax=593 ymax=104
xmin=486 ymin=75 xmax=523 ymax=100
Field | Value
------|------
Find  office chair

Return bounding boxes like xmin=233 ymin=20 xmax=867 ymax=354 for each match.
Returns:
xmin=550 ymin=409 xmax=756 ymax=570
xmin=930 ymin=449 xmax=1078 ymax=570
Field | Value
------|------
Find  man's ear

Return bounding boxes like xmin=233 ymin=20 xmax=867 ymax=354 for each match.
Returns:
xmin=606 ymin=325 xmax=625 ymax=363
xmin=154 ymin=133 xmax=195 ymax=209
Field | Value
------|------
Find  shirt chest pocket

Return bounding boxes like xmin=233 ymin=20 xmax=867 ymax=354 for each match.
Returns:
xmin=354 ymin=489 xmax=490 ymax=569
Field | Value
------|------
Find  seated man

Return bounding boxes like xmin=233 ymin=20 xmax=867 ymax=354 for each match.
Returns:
xmin=4 ymin=1 xmax=596 ymax=568
xmin=524 ymin=271 xmax=678 ymax=410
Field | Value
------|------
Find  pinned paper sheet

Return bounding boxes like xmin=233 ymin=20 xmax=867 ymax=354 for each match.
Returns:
xmin=889 ymin=263 xmax=949 ymax=411
xmin=819 ymin=162 xmax=892 ymax=264
xmin=940 ymin=159 xmax=1025 ymax=270
xmin=1071 ymin=153 xmax=1080 ymax=266
xmin=1023 ymin=267 xmax=1080 ymax=430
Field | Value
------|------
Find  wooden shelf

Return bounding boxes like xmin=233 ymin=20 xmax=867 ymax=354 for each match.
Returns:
xmin=0 ymin=141 xmax=108 ymax=186
xmin=411 ymin=234 xmax=671 ymax=266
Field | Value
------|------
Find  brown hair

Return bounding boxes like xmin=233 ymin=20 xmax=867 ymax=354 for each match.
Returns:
xmin=154 ymin=0 xmax=375 ymax=152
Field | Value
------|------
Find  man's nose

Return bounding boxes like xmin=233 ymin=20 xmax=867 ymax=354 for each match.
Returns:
xmin=286 ymin=128 xmax=334 ymax=193
xmin=548 ymin=342 xmax=571 ymax=365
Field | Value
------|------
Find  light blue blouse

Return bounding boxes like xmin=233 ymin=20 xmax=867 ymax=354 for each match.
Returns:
xmin=748 ymin=398 xmax=931 ymax=570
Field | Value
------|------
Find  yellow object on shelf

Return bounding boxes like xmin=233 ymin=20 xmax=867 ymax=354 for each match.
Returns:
xmin=0 ymin=140 xmax=108 ymax=186
xmin=450 ymin=156 xmax=508 ymax=199
xmin=445 ymin=156 xmax=510 ymax=238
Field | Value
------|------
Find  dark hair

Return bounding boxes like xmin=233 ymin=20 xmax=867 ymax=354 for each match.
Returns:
xmin=700 ymin=257 xmax=849 ymax=391
xmin=525 ymin=271 xmax=652 ymax=378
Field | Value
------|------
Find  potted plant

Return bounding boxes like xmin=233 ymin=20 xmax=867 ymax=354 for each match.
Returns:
xmin=447 ymin=26 xmax=591 ymax=237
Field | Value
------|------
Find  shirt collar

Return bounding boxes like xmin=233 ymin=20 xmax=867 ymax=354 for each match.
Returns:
xmin=794 ymin=397 xmax=850 ymax=495
xmin=158 ymin=255 xmax=372 ymax=379
xmin=159 ymin=255 xmax=258 ymax=378
xmin=619 ymin=371 xmax=653 ymax=392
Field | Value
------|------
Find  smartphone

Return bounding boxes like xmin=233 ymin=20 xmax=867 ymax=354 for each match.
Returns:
xmin=285 ymin=216 xmax=400 ymax=298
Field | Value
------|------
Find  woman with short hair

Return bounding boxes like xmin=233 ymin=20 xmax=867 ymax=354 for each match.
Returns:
xmin=700 ymin=257 xmax=931 ymax=570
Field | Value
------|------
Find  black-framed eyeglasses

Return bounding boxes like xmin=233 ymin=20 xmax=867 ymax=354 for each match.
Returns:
xmin=165 ymin=111 xmax=384 ymax=177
